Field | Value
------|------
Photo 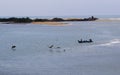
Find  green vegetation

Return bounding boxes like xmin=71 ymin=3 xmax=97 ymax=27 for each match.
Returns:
xmin=34 ymin=18 xmax=49 ymax=22
xmin=51 ymin=18 xmax=64 ymax=21
xmin=0 ymin=17 xmax=32 ymax=23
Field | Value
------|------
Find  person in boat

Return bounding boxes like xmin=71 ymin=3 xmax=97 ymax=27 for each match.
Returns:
xmin=78 ymin=39 xmax=93 ymax=43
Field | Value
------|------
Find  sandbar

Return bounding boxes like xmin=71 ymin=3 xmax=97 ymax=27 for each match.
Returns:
xmin=32 ymin=22 xmax=68 ymax=26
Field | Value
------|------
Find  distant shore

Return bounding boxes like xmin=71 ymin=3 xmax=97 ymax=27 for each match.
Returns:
xmin=0 ymin=16 xmax=99 ymax=26
xmin=0 ymin=16 xmax=98 ymax=24
xmin=1 ymin=16 xmax=120 ymax=26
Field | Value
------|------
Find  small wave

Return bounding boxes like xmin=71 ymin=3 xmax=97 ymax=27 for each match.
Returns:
xmin=99 ymin=39 xmax=120 ymax=46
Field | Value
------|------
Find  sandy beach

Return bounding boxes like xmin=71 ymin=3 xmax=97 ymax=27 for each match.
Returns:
xmin=32 ymin=22 xmax=68 ymax=26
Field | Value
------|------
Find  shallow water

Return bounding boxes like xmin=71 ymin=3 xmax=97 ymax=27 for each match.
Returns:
xmin=0 ymin=21 xmax=120 ymax=75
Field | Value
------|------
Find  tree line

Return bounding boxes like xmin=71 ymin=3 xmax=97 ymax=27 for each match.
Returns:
xmin=0 ymin=17 xmax=32 ymax=23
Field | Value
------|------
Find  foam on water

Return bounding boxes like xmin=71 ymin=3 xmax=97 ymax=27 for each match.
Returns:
xmin=99 ymin=39 xmax=120 ymax=46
